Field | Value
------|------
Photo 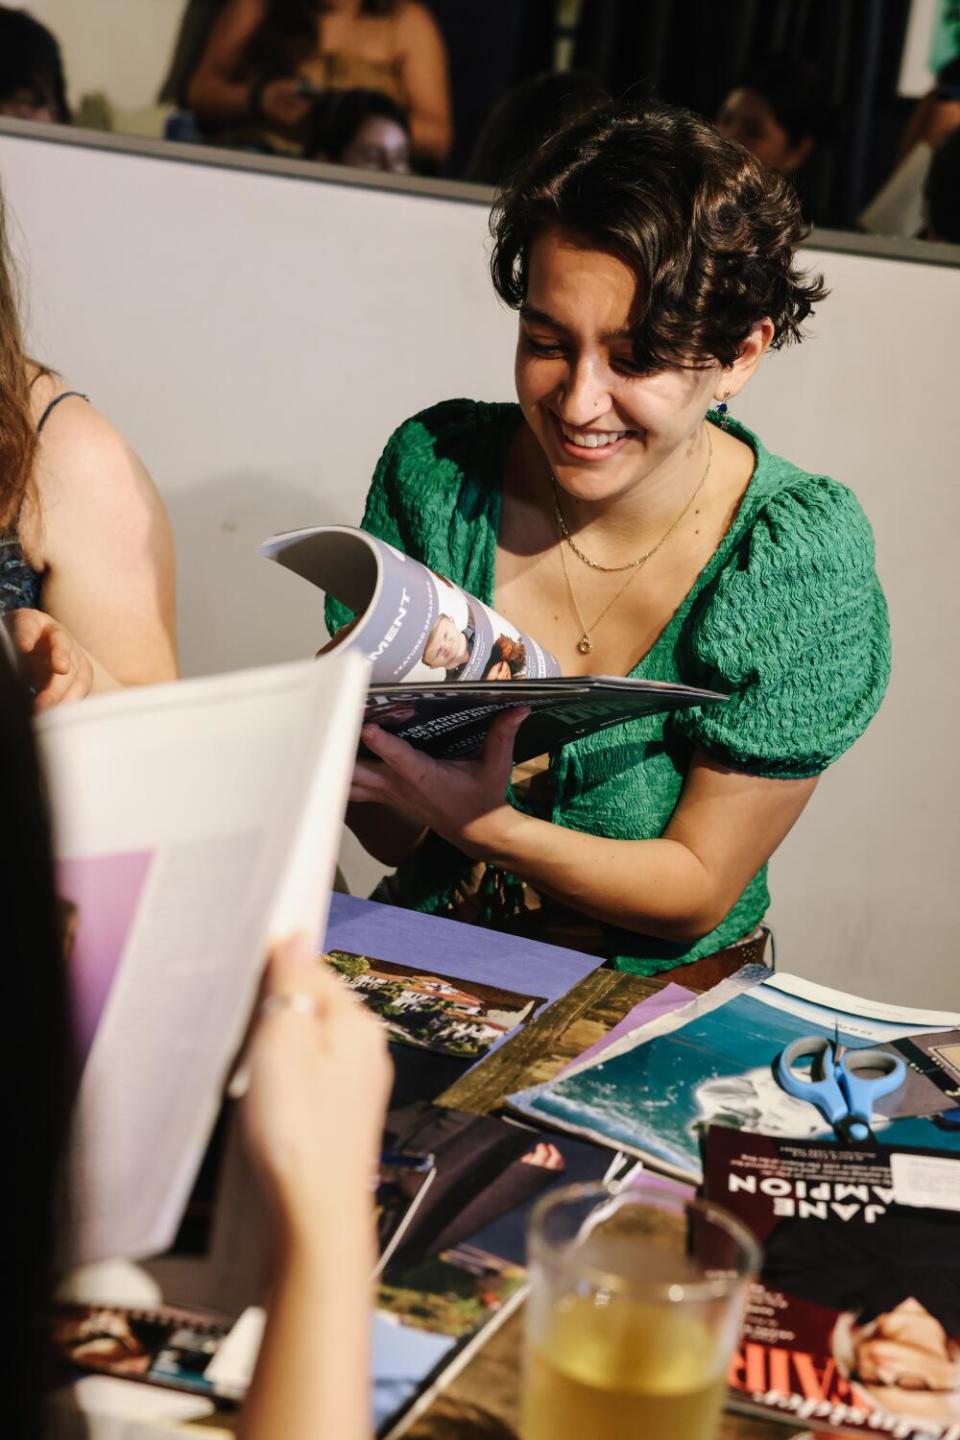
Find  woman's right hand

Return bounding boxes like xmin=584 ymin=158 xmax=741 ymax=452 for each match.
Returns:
xmin=240 ymin=934 xmax=392 ymax=1244
xmin=256 ymin=77 xmax=314 ymax=130
xmin=6 ymin=608 xmax=95 ymax=709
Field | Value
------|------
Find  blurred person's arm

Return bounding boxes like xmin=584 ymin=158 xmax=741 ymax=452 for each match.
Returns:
xmin=397 ymin=1 xmax=452 ymax=165
xmin=897 ymin=89 xmax=960 ymax=163
xmin=238 ymin=937 xmax=391 ymax=1440
xmin=186 ymin=0 xmax=311 ymax=131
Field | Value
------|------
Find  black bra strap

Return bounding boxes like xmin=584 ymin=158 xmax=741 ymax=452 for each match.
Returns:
xmin=36 ymin=390 xmax=90 ymax=435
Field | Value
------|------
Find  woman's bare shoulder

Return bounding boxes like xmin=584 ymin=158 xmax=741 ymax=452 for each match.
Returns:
xmin=395 ymin=0 xmax=444 ymax=44
xmin=24 ymin=375 xmax=170 ymax=570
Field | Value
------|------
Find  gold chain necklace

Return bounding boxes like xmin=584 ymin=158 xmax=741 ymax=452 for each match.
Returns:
xmin=554 ymin=428 xmax=713 ymax=655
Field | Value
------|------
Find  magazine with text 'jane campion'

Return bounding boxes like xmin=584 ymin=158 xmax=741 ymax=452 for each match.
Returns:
xmin=704 ymin=1127 xmax=960 ymax=1440
xmin=259 ymin=525 xmax=726 ymax=759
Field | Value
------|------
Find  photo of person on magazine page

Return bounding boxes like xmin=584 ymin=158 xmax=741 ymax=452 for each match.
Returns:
xmin=763 ymin=1206 xmax=960 ymax=1429
xmin=834 ymin=1298 xmax=960 ymax=1426
xmin=421 ymin=611 xmax=476 ymax=679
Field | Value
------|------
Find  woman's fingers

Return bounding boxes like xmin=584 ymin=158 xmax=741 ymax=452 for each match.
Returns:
xmin=480 ymin=706 xmax=530 ymax=774
xmin=360 ymin=723 xmax=423 ymax=771
xmin=265 ymin=932 xmax=321 ymax=995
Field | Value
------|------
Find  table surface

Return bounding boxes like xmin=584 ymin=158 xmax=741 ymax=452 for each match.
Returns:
xmin=151 ymin=967 xmax=798 ymax=1440
xmin=404 ymin=966 xmax=795 ymax=1440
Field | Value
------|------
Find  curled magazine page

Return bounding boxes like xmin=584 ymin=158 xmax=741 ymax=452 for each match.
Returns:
xmin=259 ymin=525 xmax=561 ymax=682
xmin=260 ymin=526 xmax=726 ymax=760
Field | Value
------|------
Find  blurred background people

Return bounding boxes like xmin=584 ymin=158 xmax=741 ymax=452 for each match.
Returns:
xmin=860 ymin=56 xmax=960 ymax=239
xmin=925 ymin=127 xmax=960 ymax=243
xmin=466 ymin=69 xmax=603 ymax=187
xmin=0 ymin=4 xmax=70 ymax=124
xmin=896 ymin=55 xmax=960 ymax=169
xmin=305 ymin=85 xmax=410 ymax=172
xmin=185 ymin=0 xmax=450 ymax=164
xmin=715 ymin=53 xmax=834 ymax=177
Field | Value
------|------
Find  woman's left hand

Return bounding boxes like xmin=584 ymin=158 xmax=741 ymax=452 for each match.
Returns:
xmin=6 ymin=608 xmax=95 ymax=709
xmin=351 ymin=707 xmax=529 ymax=859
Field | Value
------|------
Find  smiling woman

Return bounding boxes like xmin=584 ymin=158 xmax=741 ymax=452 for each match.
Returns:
xmin=328 ymin=100 xmax=891 ymax=978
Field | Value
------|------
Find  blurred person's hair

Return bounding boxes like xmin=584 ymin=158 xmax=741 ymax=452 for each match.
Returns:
xmin=466 ymin=70 xmax=607 ymax=187
xmin=925 ymin=127 xmax=960 ymax=243
xmin=0 ymin=186 xmax=51 ymax=529
xmin=0 ymin=5 xmax=70 ymax=122
xmin=255 ymin=0 xmax=399 ymax=77
xmin=490 ymin=100 xmax=827 ymax=372
xmin=305 ymin=86 xmax=409 ymax=162
xmin=732 ymin=53 xmax=835 ymax=146
xmin=0 ymin=640 xmax=75 ymax=1435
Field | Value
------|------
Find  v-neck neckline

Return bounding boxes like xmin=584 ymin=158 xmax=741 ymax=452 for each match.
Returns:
xmin=477 ymin=407 xmax=767 ymax=679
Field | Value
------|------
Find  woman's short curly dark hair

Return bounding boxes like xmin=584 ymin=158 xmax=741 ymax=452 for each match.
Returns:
xmin=490 ymin=100 xmax=827 ymax=371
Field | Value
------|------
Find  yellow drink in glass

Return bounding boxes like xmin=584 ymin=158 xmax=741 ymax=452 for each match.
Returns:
xmin=523 ymin=1293 xmax=727 ymax=1440
xmin=522 ymin=1182 xmax=759 ymax=1440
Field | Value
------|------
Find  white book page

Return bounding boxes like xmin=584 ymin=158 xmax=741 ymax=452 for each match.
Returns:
xmin=39 ymin=655 xmax=367 ymax=1265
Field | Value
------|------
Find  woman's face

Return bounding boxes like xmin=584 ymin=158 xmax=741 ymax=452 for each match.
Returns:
xmin=715 ymin=88 xmax=807 ymax=173
xmin=514 ymin=226 xmax=721 ymax=508
xmin=342 ymin=116 xmax=410 ymax=173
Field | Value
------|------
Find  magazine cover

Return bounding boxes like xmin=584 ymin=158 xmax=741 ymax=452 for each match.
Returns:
xmin=508 ymin=972 xmax=960 ymax=1181
xmin=703 ymin=1127 xmax=960 ymax=1440
xmin=261 ymin=525 xmax=727 ymax=759
xmin=261 ymin=525 xmax=560 ymax=683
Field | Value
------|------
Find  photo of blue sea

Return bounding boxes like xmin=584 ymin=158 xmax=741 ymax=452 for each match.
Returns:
xmin=511 ymin=989 xmax=960 ymax=1180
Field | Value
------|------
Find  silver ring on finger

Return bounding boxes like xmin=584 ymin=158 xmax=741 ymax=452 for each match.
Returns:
xmin=260 ymin=992 xmax=321 ymax=1019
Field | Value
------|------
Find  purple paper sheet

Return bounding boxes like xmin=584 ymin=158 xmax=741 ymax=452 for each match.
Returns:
xmin=323 ymin=893 xmax=602 ymax=1012
xmin=557 ymin=982 xmax=695 ymax=1076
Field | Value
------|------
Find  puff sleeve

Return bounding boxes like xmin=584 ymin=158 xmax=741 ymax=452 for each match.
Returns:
xmin=673 ymin=477 xmax=891 ymax=778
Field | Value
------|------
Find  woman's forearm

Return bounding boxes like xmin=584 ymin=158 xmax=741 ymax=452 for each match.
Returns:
xmin=477 ymin=808 xmax=722 ymax=942
xmin=187 ymin=68 xmax=254 ymax=125
xmin=238 ymin=1214 xmax=376 ymax=1440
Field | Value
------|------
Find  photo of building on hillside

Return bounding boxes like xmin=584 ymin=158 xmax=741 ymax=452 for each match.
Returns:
xmin=325 ymin=951 xmax=545 ymax=1059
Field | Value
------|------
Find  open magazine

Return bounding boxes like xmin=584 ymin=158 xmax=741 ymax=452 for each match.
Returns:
xmin=37 ymin=654 xmax=368 ymax=1266
xmin=508 ymin=970 xmax=960 ymax=1181
xmin=260 ymin=525 xmax=726 ymax=758
xmin=704 ymin=1127 xmax=960 ymax=1440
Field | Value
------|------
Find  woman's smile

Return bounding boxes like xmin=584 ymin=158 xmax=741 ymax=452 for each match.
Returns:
xmin=552 ymin=413 xmax=638 ymax=462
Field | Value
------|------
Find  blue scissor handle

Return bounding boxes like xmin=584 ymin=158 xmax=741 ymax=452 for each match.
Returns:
xmin=775 ymin=1036 xmax=849 ymax=1125
xmin=774 ymin=1037 xmax=906 ymax=1142
xmin=838 ymin=1047 xmax=906 ymax=1127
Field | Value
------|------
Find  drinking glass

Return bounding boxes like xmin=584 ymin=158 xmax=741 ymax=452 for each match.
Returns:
xmin=522 ymin=1179 xmax=760 ymax=1440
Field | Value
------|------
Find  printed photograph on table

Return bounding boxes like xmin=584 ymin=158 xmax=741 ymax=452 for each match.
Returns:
xmin=326 ymin=950 xmax=545 ymax=1060
xmin=379 ymin=1242 xmax=526 ymax=1339
xmin=375 ymin=1150 xmax=437 ymax=1271
xmin=50 ymin=1304 xmax=231 ymax=1395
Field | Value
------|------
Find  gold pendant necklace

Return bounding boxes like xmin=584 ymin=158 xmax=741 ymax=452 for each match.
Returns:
xmin=554 ymin=429 xmax=713 ymax=655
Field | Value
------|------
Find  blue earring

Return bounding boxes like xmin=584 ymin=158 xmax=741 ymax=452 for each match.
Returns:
xmin=715 ymin=397 xmax=730 ymax=430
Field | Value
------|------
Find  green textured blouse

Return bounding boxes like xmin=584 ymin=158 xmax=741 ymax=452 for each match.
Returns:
xmin=327 ymin=400 xmax=891 ymax=974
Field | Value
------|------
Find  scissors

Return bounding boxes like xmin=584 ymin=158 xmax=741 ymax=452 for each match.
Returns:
xmin=773 ymin=1028 xmax=906 ymax=1142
